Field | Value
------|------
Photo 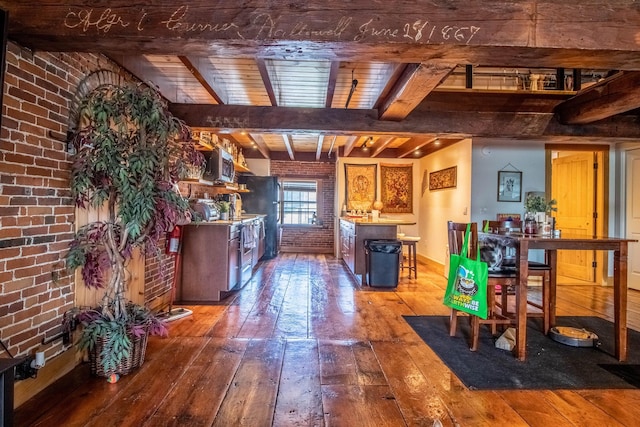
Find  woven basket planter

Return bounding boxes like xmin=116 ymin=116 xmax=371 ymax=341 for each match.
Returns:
xmin=89 ymin=325 xmax=150 ymax=378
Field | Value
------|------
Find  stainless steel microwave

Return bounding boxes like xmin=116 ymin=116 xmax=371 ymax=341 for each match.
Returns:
xmin=203 ymin=147 xmax=235 ymax=184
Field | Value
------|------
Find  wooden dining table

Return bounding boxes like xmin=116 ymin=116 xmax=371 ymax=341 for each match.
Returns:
xmin=504 ymin=233 xmax=637 ymax=362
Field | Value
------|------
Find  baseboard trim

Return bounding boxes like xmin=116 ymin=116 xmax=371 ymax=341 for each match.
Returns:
xmin=15 ymin=347 xmax=78 ymax=407
xmin=417 ymin=253 xmax=444 ymax=275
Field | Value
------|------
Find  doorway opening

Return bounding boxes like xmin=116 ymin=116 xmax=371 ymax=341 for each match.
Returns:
xmin=626 ymin=148 xmax=640 ymax=291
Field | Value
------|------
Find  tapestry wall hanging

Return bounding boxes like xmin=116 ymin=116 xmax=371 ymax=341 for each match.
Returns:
xmin=380 ymin=164 xmax=413 ymax=213
xmin=429 ymin=166 xmax=457 ymax=191
xmin=344 ymin=163 xmax=377 ymax=211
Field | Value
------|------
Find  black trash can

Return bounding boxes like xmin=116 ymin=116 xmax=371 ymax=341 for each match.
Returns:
xmin=364 ymin=239 xmax=402 ymax=288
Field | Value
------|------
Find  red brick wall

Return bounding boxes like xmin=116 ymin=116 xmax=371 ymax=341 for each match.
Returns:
xmin=0 ymin=42 xmax=174 ymax=363
xmin=1 ymin=44 xmax=91 ymax=359
xmin=270 ymin=160 xmax=335 ymax=253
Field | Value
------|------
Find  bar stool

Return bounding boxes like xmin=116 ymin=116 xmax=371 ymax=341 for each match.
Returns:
xmin=398 ymin=235 xmax=420 ymax=278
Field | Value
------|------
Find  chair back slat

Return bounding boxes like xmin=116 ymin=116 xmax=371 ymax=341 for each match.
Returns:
xmin=447 ymin=221 xmax=478 ymax=260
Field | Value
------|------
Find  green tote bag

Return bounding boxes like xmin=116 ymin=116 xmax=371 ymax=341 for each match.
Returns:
xmin=443 ymin=224 xmax=489 ymax=319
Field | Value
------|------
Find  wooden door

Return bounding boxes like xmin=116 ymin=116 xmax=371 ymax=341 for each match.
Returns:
xmin=552 ymin=152 xmax=596 ymax=281
xmin=627 ymin=148 xmax=640 ymax=291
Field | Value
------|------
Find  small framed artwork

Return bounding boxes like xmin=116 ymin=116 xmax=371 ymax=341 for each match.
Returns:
xmin=429 ymin=166 xmax=457 ymax=191
xmin=497 ymin=171 xmax=522 ymax=202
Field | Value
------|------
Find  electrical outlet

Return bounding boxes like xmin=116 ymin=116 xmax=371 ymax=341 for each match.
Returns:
xmin=14 ymin=356 xmax=37 ymax=381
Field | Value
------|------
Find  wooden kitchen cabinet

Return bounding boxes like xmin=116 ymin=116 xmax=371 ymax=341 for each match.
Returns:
xmin=179 ymin=223 xmax=240 ymax=302
xmin=339 ymin=219 xmax=399 ymax=285
xmin=340 ymin=220 xmax=356 ymax=274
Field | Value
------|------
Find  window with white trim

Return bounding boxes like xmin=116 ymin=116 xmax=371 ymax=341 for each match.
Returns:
xmin=280 ymin=179 xmax=322 ymax=225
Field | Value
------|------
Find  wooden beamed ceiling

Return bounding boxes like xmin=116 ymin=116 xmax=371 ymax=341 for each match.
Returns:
xmin=3 ymin=1 xmax=640 ymax=160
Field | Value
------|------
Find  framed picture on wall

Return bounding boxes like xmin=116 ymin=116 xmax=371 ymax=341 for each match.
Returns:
xmin=497 ymin=171 xmax=522 ymax=202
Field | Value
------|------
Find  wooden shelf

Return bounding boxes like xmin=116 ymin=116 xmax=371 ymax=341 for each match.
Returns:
xmin=234 ymin=162 xmax=251 ymax=173
xmin=180 ymin=178 xmax=215 ymax=186
xmin=180 ymin=179 xmax=250 ymax=193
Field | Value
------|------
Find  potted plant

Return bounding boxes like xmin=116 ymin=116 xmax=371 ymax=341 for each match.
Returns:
xmin=524 ymin=193 xmax=557 ymax=234
xmin=66 ymin=82 xmax=203 ymax=377
xmin=218 ymin=201 xmax=230 ymax=220
xmin=524 ymin=194 xmax=557 ymax=216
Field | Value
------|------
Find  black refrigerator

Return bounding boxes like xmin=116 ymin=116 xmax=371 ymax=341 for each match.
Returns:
xmin=239 ymin=175 xmax=279 ymax=259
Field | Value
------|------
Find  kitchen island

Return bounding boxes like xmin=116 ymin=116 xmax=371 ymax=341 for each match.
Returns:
xmin=179 ymin=214 xmax=265 ymax=302
xmin=339 ymin=217 xmax=416 ymax=285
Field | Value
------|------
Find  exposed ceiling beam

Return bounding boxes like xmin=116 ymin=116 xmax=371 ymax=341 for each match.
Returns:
xmin=327 ymin=135 xmax=337 ymax=158
xmin=325 ymin=61 xmax=340 ymax=107
xmin=178 ymin=56 xmax=226 ymax=104
xmin=378 ymin=63 xmax=455 ymax=120
xmin=282 ymin=134 xmax=295 ymax=160
xmin=373 ymin=63 xmax=411 ymax=110
xmin=168 ymin=103 xmax=640 ymax=139
xmin=315 ymin=134 xmax=325 ymax=160
xmin=257 ymin=58 xmax=277 ymax=106
xmin=370 ymin=136 xmax=395 ymax=157
xmin=421 ymin=89 xmax=570 ymax=113
xmin=232 ymin=131 xmax=271 ymax=159
xmin=247 ymin=133 xmax=271 ymax=159
xmin=342 ymin=136 xmax=359 ymax=157
xmin=397 ymin=136 xmax=438 ymax=158
xmin=555 ymin=71 xmax=640 ymax=124
xmin=5 ymin=2 xmax=640 ymax=70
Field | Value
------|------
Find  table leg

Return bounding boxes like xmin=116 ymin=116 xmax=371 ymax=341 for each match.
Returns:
xmin=547 ymin=249 xmax=558 ymax=333
xmin=515 ymin=240 xmax=529 ymax=361
xmin=614 ymin=244 xmax=629 ymax=361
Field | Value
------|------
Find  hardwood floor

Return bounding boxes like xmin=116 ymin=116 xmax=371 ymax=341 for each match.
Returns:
xmin=15 ymin=254 xmax=640 ymax=426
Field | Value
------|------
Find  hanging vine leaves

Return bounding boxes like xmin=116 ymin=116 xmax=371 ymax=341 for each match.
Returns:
xmin=66 ymin=82 xmax=204 ymax=374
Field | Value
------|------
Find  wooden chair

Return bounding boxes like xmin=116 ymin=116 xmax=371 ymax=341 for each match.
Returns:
xmin=447 ymin=221 xmax=515 ymax=351
xmin=481 ymin=220 xmax=551 ymax=333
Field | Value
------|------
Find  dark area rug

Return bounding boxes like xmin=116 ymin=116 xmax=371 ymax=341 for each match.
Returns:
xmin=403 ymin=315 xmax=640 ymax=390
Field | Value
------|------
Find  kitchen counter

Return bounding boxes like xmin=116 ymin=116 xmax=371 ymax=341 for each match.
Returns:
xmin=179 ymin=214 xmax=266 ymax=302
xmin=339 ymin=217 xmax=414 ymax=284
